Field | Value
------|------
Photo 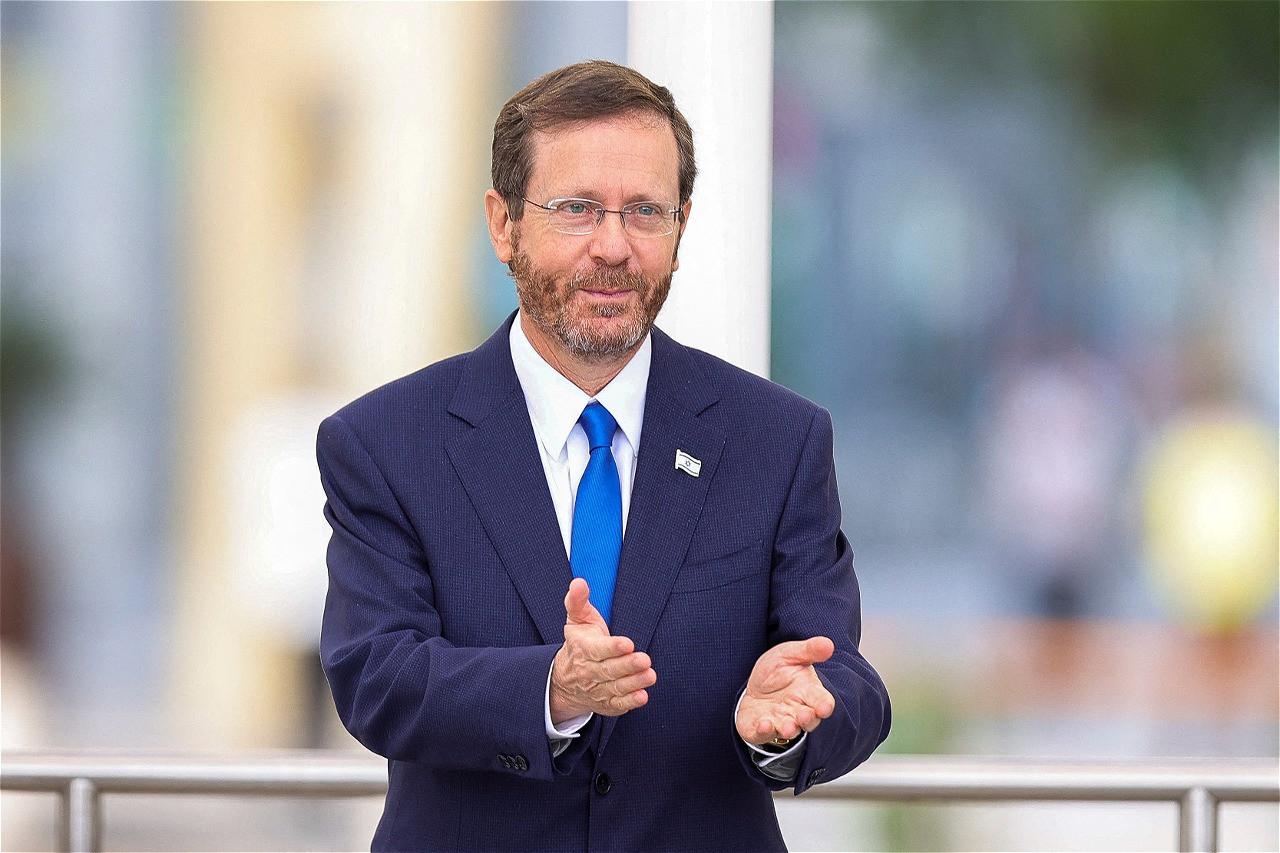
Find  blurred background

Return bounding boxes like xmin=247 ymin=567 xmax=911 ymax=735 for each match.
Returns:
xmin=1 ymin=2 xmax=1275 ymax=850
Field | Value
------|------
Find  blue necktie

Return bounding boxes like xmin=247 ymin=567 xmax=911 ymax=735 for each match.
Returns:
xmin=570 ymin=401 xmax=622 ymax=624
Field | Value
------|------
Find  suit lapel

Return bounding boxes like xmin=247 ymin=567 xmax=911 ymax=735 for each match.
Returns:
xmin=444 ymin=317 xmax=572 ymax=645
xmin=445 ymin=321 xmax=726 ymax=751
xmin=600 ymin=328 xmax=724 ymax=752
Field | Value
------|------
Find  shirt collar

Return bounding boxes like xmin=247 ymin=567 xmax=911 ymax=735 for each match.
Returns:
xmin=509 ymin=312 xmax=650 ymax=461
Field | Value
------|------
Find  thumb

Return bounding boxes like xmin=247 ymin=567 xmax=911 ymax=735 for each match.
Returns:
xmin=564 ymin=578 xmax=607 ymax=629
xmin=781 ymin=636 xmax=835 ymax=667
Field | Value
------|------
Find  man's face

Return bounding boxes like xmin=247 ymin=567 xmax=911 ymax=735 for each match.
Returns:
xmin=486 ymin=113 xmax=690 ymax=361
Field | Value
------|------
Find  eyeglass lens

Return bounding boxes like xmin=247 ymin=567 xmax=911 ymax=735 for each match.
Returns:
xmin=540 ymin=199 xmax=675 ymax=237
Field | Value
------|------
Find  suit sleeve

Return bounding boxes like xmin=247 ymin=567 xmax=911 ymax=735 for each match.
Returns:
xmin=317 ymin=413 xmax=580 ymax=780
xmin=736 ymin=406 xmax=892 ymax=793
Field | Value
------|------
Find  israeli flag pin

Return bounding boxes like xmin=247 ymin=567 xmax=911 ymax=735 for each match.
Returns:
xmin=674 ymin=449 xmax=702 ymax=477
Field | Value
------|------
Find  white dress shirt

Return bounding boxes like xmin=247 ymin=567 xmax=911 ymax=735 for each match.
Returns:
xmin=509 ymin=313 xmax=804 ymax=779
xmin=509 ymin=314 xmax=649 ymax=556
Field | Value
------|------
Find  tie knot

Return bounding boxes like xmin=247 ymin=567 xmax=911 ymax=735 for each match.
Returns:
xmin=579 ymin=401 xmax=618 ymax=451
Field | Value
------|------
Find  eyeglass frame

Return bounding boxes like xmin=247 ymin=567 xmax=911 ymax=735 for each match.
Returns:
xmin=521 ymin=197 xmax=682 ymax=237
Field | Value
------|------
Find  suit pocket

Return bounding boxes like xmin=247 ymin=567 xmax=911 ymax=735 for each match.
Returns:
xmin=670 ymin=538 xmax=768 ymax=593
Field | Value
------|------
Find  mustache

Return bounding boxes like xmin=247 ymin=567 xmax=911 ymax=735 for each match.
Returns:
xmin=569 ymin=266 xmax=649 ymax=293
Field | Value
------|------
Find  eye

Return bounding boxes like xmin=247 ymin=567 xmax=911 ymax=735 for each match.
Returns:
xmin=631 ymin=203 xmax=660 ymax=217
xmin=558 ymin=200 xmax=592 ymax=215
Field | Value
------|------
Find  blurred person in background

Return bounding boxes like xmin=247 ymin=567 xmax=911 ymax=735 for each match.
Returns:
xmin=316 ymin=60 xmax=890 ymax=851
xmin=978 ymin=344 xmax=1134 ymax=618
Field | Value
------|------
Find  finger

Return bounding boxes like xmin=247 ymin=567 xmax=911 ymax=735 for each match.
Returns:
xmin=736 ymin=708 xmax=782 ymax=745
xmin=754 ymin=640 xmax=807 ymax=674
xmin=766 ymin=684 xmax=833 ymax=724
xmin=751 ymin=711 xmax=792 ymax=739
xmin=759 ymin=715 xmax=802 ymax=741
xmin=564 ymin=579 xmax=608 ymax=630
xmin=602 ymin=688 xmax=650 ymax=715
xmin=739 ymin=687 xmax=832 ymax=742
xmin=564 ymin=578 xmax=591 ymax=618
xmin=793 ymin=681 xmax=835 ymax=718
xmin=564 ymin=627 xmax=634 ymax=662
xmin=807 ymin=636 xmax=836 ymax=663
xmin=607 ymin=666 xmax=657 ymax=697
xmin=812 ymin=686 xmax=836 ymax=718
xmin=778 ymin=636 xmax=834 ymax=667
xmin=597 ymin=651 xmax=652 ymax=680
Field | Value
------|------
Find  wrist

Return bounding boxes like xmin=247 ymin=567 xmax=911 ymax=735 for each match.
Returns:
xmin=548 ymin=654 xmax=588 ymax=726
xmin=743 ymin=731 xmax=807 ymax=759
xmin=549 ymin=691 xmax=587 ymax=727
xmin=761 ymin=735 xmax=796 ymax=752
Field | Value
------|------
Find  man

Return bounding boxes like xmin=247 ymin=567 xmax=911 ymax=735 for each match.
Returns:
xmin=319 ymin=60 xmax=890 ymax=852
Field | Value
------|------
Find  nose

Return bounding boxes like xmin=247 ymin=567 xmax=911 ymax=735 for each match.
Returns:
xmin=586 ymin=210 xmax=633 ymax=267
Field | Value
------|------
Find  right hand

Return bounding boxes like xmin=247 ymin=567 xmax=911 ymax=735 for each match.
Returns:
xmin=549 ymin=578 xmax=657 ymax=725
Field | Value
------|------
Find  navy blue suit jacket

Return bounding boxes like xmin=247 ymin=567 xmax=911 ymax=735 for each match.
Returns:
xmin=318 ymin=316 xmax=890 ymax=852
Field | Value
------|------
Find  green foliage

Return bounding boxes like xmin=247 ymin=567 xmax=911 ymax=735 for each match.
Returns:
xmin=875 ymin=675 xmax=958 ymax=851
xmin=1 ymin=288 xmax=68 ymax=432
xmin=800 ymin=0 xmax=1279 ymax=187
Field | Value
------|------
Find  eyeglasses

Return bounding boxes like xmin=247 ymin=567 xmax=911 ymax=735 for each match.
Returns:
xmin=522 ymin=197 xmax=680 ymax=238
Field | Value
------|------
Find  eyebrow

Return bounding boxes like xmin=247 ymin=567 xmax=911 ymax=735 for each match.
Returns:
xmin=550 ymin=191 xmax=675 ymax=205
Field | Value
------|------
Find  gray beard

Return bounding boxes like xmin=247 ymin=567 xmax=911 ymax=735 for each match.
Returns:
xmin=511 ymin=253 xmax=671 ymax=360
xmin=554 ymin=294 xmax=649 ymax=358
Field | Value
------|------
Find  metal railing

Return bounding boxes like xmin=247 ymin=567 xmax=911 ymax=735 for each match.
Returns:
xmin=2 ymin=750 xmax=1276 ymax=853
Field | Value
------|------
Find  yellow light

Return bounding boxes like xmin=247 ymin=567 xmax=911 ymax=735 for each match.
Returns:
xmin=1142 ymin=416 xmax=1279 ymax=631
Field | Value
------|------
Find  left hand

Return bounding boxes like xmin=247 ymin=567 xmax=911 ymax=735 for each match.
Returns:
xmin=736 ymin=636 xmax=836 ymax=745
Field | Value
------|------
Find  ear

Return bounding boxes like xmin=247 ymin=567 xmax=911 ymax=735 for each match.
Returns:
xmin=485 ymin=189 xmax=515 ymax=264
xmin=671 ymin=199 xmax=692 ymax=272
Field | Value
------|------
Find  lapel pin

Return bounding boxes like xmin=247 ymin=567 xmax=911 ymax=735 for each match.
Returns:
xmin=674 ymin=449 xmax=702 ymax=478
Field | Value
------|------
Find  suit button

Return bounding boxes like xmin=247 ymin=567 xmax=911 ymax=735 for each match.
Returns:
xmin=806 ymin=767 xmax=826 ymax=786
xmin=514 ymin=755 xmax=528 ymax=771
xmin=593 ymin=773 xmax=611 ymax=795
xmin=498 ymin=754 xmax=511 ymax=768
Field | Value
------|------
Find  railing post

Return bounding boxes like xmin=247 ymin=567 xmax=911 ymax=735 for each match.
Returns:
xmin=4 ymin=751 xmax=1273 ymax=851
xmin=1179 ymin=785 xmax=1218 ymax=853
xmin=62 ymin=777 xmax=101 ymax=853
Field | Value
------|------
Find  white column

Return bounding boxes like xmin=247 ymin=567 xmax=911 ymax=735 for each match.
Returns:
xmin=628 ymin=1 xmax=774 ymax=378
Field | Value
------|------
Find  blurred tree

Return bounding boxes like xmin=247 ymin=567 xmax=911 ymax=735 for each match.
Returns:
xmin=863 ymin=1 xmax=1278 ymax=189
xmin=0 ymin=282 xmax=69 ymax=648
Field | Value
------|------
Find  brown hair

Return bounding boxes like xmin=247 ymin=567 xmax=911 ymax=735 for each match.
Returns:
xmin=491 ymin=60 xmax=696 ymax=221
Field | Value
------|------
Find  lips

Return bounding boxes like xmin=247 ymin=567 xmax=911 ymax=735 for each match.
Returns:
xmin=577 ymin=287 xmax=633 ymax=297
xmin=571 ymin=266 xmax=647 ymax=296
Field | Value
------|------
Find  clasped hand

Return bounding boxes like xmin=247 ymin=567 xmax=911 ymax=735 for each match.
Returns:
xmin=550 ymin=578 xmax=837 ymax=742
